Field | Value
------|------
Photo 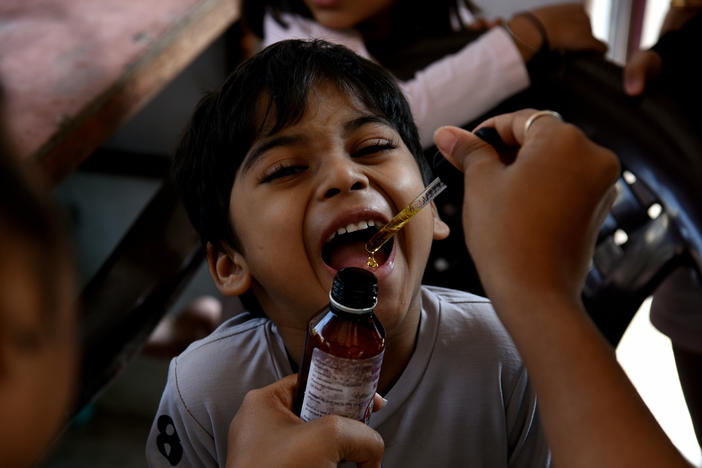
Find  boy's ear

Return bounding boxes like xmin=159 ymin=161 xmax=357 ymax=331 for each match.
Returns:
xmin=431 ymin=202 xmax=450 ymax=240
xmin=207 ymin=243 xmax=251 ymax=296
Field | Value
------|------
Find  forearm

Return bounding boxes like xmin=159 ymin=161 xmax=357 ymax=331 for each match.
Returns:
xmin=490 ymin=291 xmax=690 ymax=468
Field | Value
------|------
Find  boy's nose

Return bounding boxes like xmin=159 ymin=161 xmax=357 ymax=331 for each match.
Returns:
xmin=317 ymin=158 xmax=369 ymax=199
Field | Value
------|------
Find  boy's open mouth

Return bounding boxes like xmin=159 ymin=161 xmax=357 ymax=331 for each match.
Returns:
xmin=322 ymin=220 xmax=393 ymax=271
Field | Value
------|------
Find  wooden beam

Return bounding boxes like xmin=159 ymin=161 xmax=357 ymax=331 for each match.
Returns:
xmin=0 ymin=0 xmax=240 ymax=184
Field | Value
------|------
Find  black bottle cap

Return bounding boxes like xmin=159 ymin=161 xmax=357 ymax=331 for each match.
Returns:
xmin=330 ymin=267 xmax=378 ymax=312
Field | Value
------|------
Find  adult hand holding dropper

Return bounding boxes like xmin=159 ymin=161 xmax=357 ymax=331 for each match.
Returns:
xmin=433 ymin=109 xmax=691 ymax=468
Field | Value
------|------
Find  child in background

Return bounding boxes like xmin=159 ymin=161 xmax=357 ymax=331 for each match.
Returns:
xmin=0 ymin=144 xmax=78 ymax=466
xmin=146 ymin=39 xmax=551 ymax=467
xmin=241 ymin=0 xmax=607 ymax=147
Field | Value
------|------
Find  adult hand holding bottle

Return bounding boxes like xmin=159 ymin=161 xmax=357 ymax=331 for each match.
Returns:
xmin=226 ymin=374 xmax=385 ymax=468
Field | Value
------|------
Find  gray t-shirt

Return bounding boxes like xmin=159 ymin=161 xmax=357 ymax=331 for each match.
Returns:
xmin=146 ymin=286 xmax=551 ymax=467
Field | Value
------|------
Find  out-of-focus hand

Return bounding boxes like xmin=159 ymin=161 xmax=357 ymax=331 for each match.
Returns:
xmin=507 ymin=3 xmax=607 ymax=61
xmin=433 ymin=110 xmax=619 ymax=310
xmin=226 ymin=375 xmax=385 ymax=468
xmin=623 ymin=6 xmax=700 ymax=96
xmin=623 ymin=49 xmax=663 ymax=96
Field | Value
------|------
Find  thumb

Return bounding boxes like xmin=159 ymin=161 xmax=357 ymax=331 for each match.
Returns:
xmin=433 ymin=126 xmax=502 ymax=175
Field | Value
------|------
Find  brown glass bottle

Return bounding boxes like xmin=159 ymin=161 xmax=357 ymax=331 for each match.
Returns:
xmin=293 ymin=267 xmax=385 ymax=423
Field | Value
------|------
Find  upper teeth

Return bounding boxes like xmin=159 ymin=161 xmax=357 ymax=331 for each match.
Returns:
xmin=327 ymin=220 xmax=376 ymax=242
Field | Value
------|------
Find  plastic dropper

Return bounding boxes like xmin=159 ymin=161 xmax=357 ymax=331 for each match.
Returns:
xmin=365 ymin=177 xmax=447 ymax=268
xmin=364 ymin=127 xmax=507 ymax=268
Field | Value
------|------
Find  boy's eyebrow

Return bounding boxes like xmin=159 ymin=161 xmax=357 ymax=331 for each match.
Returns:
xmin=241 ymin=134 xmax=306 ymax=175
xmin=344 ymin=115 xmax=393 ymax=134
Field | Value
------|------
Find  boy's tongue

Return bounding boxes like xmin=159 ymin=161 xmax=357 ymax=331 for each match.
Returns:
xmin=328 ymin=240 xmax=381 ymax=270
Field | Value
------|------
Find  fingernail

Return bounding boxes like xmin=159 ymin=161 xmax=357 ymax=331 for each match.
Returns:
xmin=434 ymin=127 xmax=457 ymax=155
xmin=373 ymin=394 xmax=389 ymax=410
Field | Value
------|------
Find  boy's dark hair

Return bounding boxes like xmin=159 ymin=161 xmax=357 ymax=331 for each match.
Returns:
xmin=173 ymin=39 xmax=431 ymax=254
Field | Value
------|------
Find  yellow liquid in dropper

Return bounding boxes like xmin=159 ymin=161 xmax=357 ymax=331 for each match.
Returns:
xmin=364 ymin=177 xmax=447 ymax=269
xmin=365 ymin=206 xmax=421 ymax=268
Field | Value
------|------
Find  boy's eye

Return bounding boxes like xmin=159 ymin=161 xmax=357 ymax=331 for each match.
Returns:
xmin=352 ymin=139 xmax=397 ymax=158
xmin=261 ymin=163 xmax=307 ymax=183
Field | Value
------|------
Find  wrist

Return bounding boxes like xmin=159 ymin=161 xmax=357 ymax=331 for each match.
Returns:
xmin=479 ymin=268 xmax=583 ymax=322
xmin=505 ymin=13 xmax=548 ymax=62
xmin=487 ymin=283 xmax=588 ymax=337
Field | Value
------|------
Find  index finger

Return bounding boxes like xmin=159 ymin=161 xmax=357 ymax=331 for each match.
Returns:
xmin=473 ymin=109 xmax=564 ymax=147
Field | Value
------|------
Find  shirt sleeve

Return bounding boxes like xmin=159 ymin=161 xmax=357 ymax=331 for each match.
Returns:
xmin=400 ymin=26 xmax=529 ymax=148
xmin=145 ymin=359 xmax=218 ymax=468
xmin=504 ymin=367 xmax=552 ymax=467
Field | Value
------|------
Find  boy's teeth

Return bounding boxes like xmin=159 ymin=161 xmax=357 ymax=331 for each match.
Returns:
xmin=326 ymin=219 xmax=377 ymax=242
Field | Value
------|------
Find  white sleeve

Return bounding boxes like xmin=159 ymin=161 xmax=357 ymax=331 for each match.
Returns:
xmin=400 ymin=27 xmax=529 ymax=148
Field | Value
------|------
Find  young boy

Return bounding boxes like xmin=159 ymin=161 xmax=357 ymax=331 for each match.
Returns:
xmin=146 ymin=39 xmax=550 ymax=467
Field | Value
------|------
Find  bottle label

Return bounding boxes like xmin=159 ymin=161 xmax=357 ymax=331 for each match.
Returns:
xmin=300 ymin=347 xmax=384 ymax=423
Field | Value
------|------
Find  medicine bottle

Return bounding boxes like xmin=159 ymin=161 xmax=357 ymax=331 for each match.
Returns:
xmin=293 ymin=267 xmax=385 ymax=423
